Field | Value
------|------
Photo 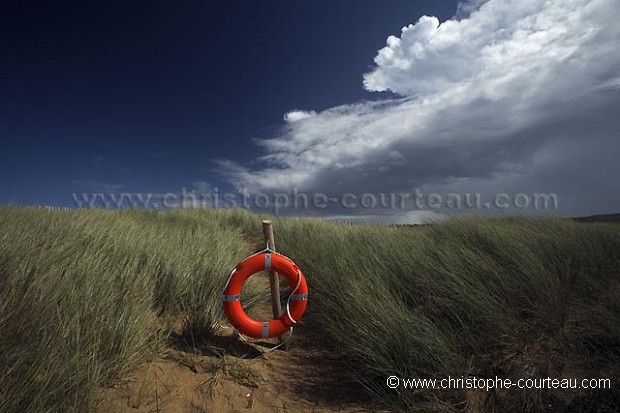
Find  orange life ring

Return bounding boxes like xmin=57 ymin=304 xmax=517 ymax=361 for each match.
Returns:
xmin=222 ymin=250 xmax=308 ymax=338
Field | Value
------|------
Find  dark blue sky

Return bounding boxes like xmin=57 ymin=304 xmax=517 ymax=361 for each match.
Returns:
xmin=1 ymin=0 xmax=458 ymax=206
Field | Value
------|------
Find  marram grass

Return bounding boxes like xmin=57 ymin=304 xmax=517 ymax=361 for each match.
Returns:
xmin=1 ymin=206 xmax=619 ymax=412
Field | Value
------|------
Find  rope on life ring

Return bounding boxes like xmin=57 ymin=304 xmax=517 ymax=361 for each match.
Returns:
xmin=222 ymin=250 xmax=308 ymax=339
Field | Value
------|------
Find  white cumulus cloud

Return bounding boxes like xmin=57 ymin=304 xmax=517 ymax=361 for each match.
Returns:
xmin=283 ymin=110 xmax=317 ymax=123
xmin=218 ymin=0 xmax=620 ymax=221
xmin=363 ymin=0 xmax=616 ymax=96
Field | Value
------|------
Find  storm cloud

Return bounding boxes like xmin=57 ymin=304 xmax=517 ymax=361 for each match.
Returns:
xmin=219 ymin=0 xmax=620 ymax=221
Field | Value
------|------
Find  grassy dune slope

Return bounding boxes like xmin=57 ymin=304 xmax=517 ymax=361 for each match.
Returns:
xmin=0 ymin=207 xmax=261 ymax=412
xmin=1 ymin=206 xmax=619 ymax=412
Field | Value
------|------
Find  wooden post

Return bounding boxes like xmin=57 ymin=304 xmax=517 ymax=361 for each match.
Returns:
xmin=262 ymin=220 xmax=285 ymax=345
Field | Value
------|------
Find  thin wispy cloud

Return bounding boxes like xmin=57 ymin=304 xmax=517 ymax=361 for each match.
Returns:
xmin=74 ymin=180 xmax=125 ymax=193
xmin=218 ymin=0 xmax=620 ymax=219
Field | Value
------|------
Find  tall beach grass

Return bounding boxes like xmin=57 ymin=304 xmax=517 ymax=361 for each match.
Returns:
xmin=1 ymin=206 xmax=619 ymax=411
